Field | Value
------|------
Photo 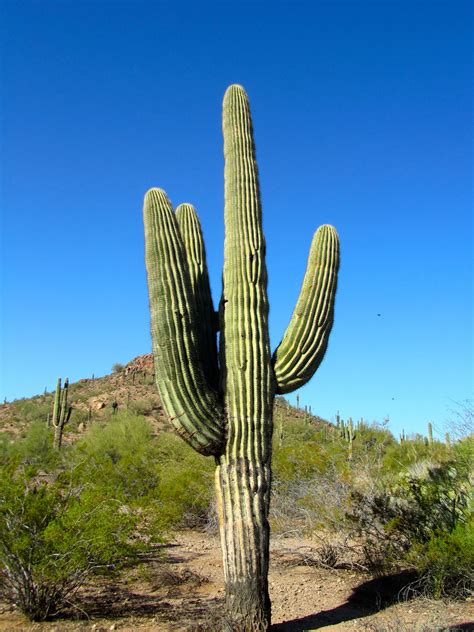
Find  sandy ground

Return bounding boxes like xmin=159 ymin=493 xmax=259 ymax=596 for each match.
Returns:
xmin=1 ymin=530 xmax=473 ymax=631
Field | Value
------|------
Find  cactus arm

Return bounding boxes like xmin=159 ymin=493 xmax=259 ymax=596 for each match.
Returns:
xmin=143 ymin=188 xmax=224 ymax=455
xmin=59 ymin=378 xmax=69 ymax=425
xmin=51 ymin=378 xmax=61 ymax=429
xmin=175 ymin=203 xmax=219 ymax=387
xmin=272 ymin=224 xmax=339 ymax=394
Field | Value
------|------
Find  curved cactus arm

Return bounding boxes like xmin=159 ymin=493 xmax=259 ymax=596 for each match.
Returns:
xmin=143 ymin=188 xmax=224 ymax=455
xmin=175 ymin=203 xmax=219 ymax=388
xmin=272 ymin=224 xmax=340 ymax=394
xmin=51 ymin=378 xmax=62 ymax=429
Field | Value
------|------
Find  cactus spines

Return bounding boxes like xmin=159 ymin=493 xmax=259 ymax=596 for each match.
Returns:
xmin=143 ymin=84 xmax=340 ymax=630
xmin=51 ymin=378 xmax=71 ymax=450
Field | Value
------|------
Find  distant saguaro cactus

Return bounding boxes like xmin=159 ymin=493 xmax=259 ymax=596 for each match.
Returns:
xmin=143 ymin=85 xmax=340 ymax=630
xmin=51 ymin=378 xmax=71 ymax=450
xmin=428 ymin=421 xmax=434 ymax=446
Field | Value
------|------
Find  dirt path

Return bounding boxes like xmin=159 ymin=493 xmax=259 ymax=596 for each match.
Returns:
xmin=1 ymin=531 xmax=473 ymax=631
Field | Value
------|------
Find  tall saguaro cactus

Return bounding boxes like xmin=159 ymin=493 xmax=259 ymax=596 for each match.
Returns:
xmin=51 ymin=378 xmax=72 ymax=450
xmin=143 ymin=85 xmax=340 ymax=630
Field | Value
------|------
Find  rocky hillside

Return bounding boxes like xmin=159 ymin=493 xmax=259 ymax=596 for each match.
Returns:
xmin=0 ymin=354 xmax=331 ymax=442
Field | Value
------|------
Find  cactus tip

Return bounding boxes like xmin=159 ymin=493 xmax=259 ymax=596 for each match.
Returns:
xmin=144 ymin=187 xmax=169 ymax=204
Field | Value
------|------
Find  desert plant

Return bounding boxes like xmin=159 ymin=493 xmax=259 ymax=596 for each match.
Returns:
xmin=142 ymin=84 xmax=340 ymax=628
xmin=405 ymin=519 xmax=474 ymax=599
xmin=51 ymin=378 xmax=72 ymax=450
xmin=11 ymin=421 xmax=59 ymax=468
xmin=347 ymin=455 xmax=472 ymax=578
xmin=72 ymin=412 xmax=161 ymax=504
xmin=0 ymin=461 xmax=143 ymax=621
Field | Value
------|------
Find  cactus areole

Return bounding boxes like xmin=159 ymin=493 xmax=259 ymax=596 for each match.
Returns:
xmin=143 ymin=85 xmax=340 ymax=630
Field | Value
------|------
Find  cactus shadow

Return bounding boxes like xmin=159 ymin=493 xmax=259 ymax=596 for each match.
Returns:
xmin=271 ymin=570 xmax=418 ymax=631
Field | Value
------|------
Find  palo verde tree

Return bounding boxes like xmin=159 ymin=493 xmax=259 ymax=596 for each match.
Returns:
xmin=143 ymin=85 xmax=340 ymax=630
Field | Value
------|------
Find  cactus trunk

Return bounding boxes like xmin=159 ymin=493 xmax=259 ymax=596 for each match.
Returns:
xmin=215 ymin=461 xmax=271 ymax=628
xmin=214 ymin=85 xmax=273 ymax=628
xmin=143 ymin=84 xmax=340 ymax=630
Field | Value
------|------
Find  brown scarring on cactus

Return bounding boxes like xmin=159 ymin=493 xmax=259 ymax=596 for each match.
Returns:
xmin=143 ymin=84 xmax=340 ymax=630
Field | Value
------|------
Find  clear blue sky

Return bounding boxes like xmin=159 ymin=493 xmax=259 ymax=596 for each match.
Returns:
xmin=1 ymin=0 xmax=472 ymax=439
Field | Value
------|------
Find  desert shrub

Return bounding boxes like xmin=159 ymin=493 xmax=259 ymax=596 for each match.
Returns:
xmin=7 ymin=397 xmax=52 ymax=428
xmin=112 ymin=362 xmax=124 ymax=373
xmin=405 ymin=520 xmax=474 ymax=599
xmin=128 ymin=397 xmax=156 ymax=416
xmin=71 ymin=417 xmax=214 ymax=531
xmin=347 ymin=455 xmax=473 ymax=584
xmin=270 ymin=471 xmax=352 ymax=536
xmin=0 ymin=461 xmax=144 ymax=621
xmin=71 ymin=412 xmax=161 ymax=503
xmin=154 ymin=432 xmax=214 ymax=529
xmin=382 ymin=436 xmax=451 ymax=475
xmin=273 ymin=441 xmax=327 ymax=483
xmin=0 ymin=421 xmax=59 ymax=469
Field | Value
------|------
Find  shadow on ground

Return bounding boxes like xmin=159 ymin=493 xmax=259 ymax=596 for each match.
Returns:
xmin=271 ymin=571 xmax=419 ymax=631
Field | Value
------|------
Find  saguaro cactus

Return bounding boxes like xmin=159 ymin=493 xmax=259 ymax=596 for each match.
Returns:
xmin=427 ymin=421 xmax=434 ymax=446
xmin=51 ymin=378 xmax=72 ymax=450
xmin=143 ymin=85 xmax=340 ymax=630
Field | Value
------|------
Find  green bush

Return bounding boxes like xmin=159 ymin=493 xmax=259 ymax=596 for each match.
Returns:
xmin=0 ymin=461 xmax=144 ymax=621
xmin=406 ymin=520 xmax=474 ymax=599
xmin=71 ymin=412 xmax=161 ymax=503
xmin=153 ymin=432 xmax=214 ymax=529
xmin=15 ymin=421 xmax=59 ymax=467
xmin=0 ymin=422 xmax=59 ymax=469
xmin=346 ymin=455 xmax=473 ymax=584
xmin=128 ymin=397 xmax=156 ymax=416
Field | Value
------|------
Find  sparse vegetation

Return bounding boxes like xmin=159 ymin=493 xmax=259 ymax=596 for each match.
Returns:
xmin=0 ymin=366 xmax=472 ymax=627
xmin=0 ymin=459 xmax=147 ymax=620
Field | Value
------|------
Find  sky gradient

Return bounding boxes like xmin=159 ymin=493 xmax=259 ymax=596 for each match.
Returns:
xmin=1 ymin=0 xmax=472 ymax=439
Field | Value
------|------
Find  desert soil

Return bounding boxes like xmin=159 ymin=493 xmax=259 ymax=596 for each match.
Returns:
xmin=0 ymin=530 xmax=472 ymax=632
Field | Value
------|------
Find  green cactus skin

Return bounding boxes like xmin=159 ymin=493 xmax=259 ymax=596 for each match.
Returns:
xmin=143 ymin=84 xmax=340 ymax=630
xmin=144 ymin=190 xmax=224 ymax=455
xmin=175 ymin=203 xmax=219 ymax=388
xmin=51 ymin=378 xmax=71 ymax=450
xmin=428 ymin=421 xmax=433 ymax=446
xmin=273 ymin=225 xmax=339 ymax=394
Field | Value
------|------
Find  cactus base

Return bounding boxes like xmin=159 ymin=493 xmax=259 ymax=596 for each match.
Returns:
xmin=216 ymin=458 xmax=271 ymax=631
